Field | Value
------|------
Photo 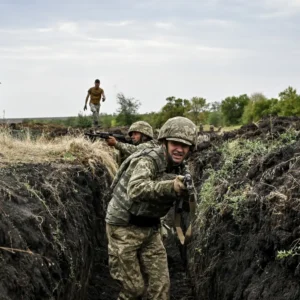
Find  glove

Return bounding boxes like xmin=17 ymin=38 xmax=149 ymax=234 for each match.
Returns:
xmin=102 ymin=97 xmax=106 ymax=102
xmin=106 ymin=136 xmax=117 ymax=147
xmin=173 ymin=176 xmax=186 ymax=195
xmin=84 ymin=105 xmax=87 ymax=111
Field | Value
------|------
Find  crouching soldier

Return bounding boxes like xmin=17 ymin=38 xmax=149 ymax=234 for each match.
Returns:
xmin=105 ymin=116 xmax=197 ymax=300
xmin=106 ymin=121 xmax=159 ymax=164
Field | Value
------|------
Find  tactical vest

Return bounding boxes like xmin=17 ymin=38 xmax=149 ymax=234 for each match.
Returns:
xmin=106 ymin=146 xmax=184 ymax=225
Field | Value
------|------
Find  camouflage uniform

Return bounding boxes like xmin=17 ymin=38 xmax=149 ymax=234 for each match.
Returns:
xmin=106 ymin=117 xmax=197 ymax=300
xmin=127 ymin=121 xmax=154 ymax=142
xmin=115 ymin=121 xmax=157 ymax=164
xmin=115 ymin=139 xmax=159 ymax=160
xmin=90 ymin=103 xmax=100 ymax=125
xmin=106 ymin=224 xmax=169 ymax=300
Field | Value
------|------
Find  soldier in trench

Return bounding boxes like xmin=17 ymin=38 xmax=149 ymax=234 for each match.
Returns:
xmin=84 ymin=79 xmax=106 ymax=127
xmin=105 ymin=121 xmax=159 ymax=164
xmin=105 ymin=116 xmax=197 ymax=300
xmin=106 ymin=121 xmax=169 ymax=239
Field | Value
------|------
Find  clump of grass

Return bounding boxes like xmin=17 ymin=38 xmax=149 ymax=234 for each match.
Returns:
xmin=196 ymin=131 xmax=298 ymax=224
xmin=277 ymin=239 xmax=300 ymax=260
xmin=0 ymin=129 xmax=118 ymax=178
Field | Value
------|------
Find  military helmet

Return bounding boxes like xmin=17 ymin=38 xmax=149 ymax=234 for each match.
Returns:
xmin=128 ymin=121 xmax=153 ymax=139
xmin=158 ymin=117 xmax=197 ymax=146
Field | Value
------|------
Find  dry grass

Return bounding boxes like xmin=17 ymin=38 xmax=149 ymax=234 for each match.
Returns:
xmin=0 ymin=129 xmax=118 ymax=177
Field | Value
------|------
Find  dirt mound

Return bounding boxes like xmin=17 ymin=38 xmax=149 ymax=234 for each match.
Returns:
xmin=189 ymin=117 xmax=300 ymax=300
xmin=0 ymin=131 xmax=193 ymax=300
xmin=0 ymin=132 xmax=121 ymax=300
xmin=0 ymin=161 xmax=120 ymax=300
xmin=223 ymin=116 xmax=300 ymax=140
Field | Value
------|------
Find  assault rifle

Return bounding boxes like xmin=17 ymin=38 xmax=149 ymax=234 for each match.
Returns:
xmin=175 ymin=172 xmax=196 ymax=246
xmin=84 ymin=132 xmax=133 ymax=144
xmin=177 ymin=173 xmax=194 ymax=213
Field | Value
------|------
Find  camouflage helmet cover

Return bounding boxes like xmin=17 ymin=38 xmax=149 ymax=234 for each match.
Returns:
xmin=158 ymin=117 xmax=197 ymax=146
xmin=128 ymin=121 xmax=154 ymax=139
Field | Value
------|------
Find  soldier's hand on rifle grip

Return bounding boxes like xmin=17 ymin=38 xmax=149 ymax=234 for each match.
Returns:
xmin=174 ymin=176 xmax=186 ymax=195
xmin=106 ymin=136 xmax=117 ymax=147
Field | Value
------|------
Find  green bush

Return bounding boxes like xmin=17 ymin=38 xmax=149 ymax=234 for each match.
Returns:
xmin=221 ymin=94 xmax=250 ymax=125
xmin=242 ymin=94 xmax=279 ymax=124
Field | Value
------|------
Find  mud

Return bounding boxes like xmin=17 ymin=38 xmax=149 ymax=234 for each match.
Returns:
xmin=0 ymin=160 xmax=192 ymax=300
xmin=189 ymin=116 xmax=300 ymax=300
xmin=0 ymin=161 xmax=117 ymax=300
xmin=2 ymin=116 xmax=300 ymax=300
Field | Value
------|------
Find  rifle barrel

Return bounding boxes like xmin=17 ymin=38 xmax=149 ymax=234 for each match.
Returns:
xmin=84 ymin=132 xmax=132 ymax=144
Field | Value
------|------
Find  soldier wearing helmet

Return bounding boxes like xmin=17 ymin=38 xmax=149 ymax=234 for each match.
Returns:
xmin=128 ymin=120 xmax=154 ymax=144
xmin=106 ymin=121 xmax=159 ymax=163
xmin=106 ymin=116 xmax=197 ymax=300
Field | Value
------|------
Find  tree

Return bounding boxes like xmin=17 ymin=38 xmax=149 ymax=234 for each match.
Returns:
xmin=159 ymin=96 xmax=190 ymax=126
xmin=115 ymin=93 xmax=141 ymax=126
xmin=221 ymin=94 xmax=249 ymax=125
xmin=278 ymin=86 xmax=300 ymax=116
xmin=208 ymin=101 xmax=223 ymax=126
xmin=242 ymin=93 xmax=268 ymax=124
xmin=186 ymin=97 xmax=208 ymax=125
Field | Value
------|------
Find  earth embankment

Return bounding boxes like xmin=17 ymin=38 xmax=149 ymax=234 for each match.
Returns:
xmin=188 ymin=116 xmax=300 ymax=300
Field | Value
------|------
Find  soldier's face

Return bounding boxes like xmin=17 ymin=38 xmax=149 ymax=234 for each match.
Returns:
xmin=95 ymin=82 xmax=100 ymax=88
xmin=131 ymin=131 xmax=142 ymax=144
xmin=167 ymin=141 xmax=190 ymax=164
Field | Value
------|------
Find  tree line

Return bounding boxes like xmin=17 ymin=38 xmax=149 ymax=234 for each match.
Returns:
xmin=115 ymin=86 xmax=300 ymax=128
xmin=24 ymin=86 xmax=300 ymax=129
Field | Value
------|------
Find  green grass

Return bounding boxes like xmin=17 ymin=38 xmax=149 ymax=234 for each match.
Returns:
xmin=196 ymin=129 xmax=299 ymax=224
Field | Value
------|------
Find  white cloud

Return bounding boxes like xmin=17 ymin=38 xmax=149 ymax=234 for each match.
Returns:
xmin=260 ymin=0 xmax=300 ymax=18
xmin=188 ymin=19 xmax=236 ymax=27
xmin=104 ymin=20 xmax=134 ymax=27
xmin=1 ymin=13 xmax=299 ymax=118
xmin=155 ymin=22 xmax=174 ymax=30
xmin=37 ymin=27 xmax=53 ymax=33
xmin=0 ymin=20 xmax=244 ymax=63
xmin=58 ymin=22 xmax=78 ymax=34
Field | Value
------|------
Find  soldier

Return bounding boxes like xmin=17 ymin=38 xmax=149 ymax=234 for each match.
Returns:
xmin=106 ymin=121 xmax=159 ymax=162
xmin=84 ymin=79 xmax=106 ymax=127
xmin=106 ymin=116 xmax=197 ymax=300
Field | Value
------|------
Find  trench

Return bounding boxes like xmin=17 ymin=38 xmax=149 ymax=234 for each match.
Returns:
xmin=0 ymin=160 xmax=194 ymax=300
xmin=3 ymin=116 xmax=299 ymax=300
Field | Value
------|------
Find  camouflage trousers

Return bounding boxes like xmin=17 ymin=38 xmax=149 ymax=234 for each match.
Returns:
xmin=90 ymin=103 xmax=100 ymax=125
xmin=106 ymin=224 xmax=170 ymax=300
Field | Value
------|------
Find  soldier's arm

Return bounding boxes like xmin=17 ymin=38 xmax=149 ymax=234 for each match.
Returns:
xmin=102 ymin=90 xmax=106 ymax=101
xmin=127 ymin=157 xmax=176 ymax=203
xmin=85 ymin=90 xmax=91 ymax=105
xmin=115 ymin=142 xmax=138 ymax=158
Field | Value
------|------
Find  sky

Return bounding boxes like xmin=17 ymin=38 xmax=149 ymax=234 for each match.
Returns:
xmin=0 ymin=0 xmax=300 ymax=118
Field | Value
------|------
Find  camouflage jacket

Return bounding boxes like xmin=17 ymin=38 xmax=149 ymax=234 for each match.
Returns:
xmin=105 ymin=146 xmax=189 ymax=226
xmin=115 ymin=139 xmax=159 ymax=162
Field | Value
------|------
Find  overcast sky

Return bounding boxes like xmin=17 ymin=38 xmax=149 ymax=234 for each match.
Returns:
xmin=0 ymin=0 xmax=300 ymax=118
